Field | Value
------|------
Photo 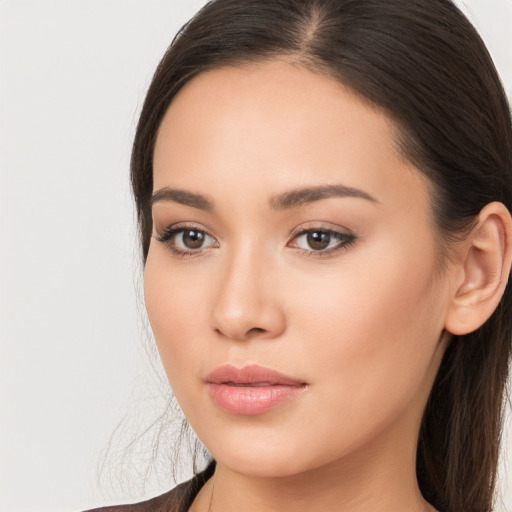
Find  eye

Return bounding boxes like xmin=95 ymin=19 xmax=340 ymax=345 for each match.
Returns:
xmin=289 ymin=227 xmax=356 ymax=255
xmin=176 ymin=228 xmax=215 ymax=250
xmin=155 ymin=225 xmax=218 ymax=256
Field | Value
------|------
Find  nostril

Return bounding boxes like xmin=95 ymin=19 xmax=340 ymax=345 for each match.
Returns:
xmin=214 ymin=325 xmax=269 ymax=341
xmin=248 ymin=327 xmax=266 ymax=335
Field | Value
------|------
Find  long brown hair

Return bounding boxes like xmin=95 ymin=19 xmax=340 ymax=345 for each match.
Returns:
xmin=130 ymin=1 xmax=512 ymax=510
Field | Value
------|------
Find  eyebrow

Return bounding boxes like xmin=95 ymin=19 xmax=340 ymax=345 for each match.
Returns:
xmin=269 ymin=184 xmax=378 ymax=210
xmin=151 ymin=187 xmax=214 ymax=211
xmin=150 ymin=183 xmax=377 ymax=212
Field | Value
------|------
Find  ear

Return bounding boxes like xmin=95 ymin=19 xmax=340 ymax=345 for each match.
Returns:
xmin=445 ymin=202 xmax=512 ymax=336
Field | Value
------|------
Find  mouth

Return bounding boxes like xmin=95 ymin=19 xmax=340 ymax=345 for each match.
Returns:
xmin=225 ymin=382 xmax=275 ymax=387
xmin=205 ymin=364 xmax=307 ymax=415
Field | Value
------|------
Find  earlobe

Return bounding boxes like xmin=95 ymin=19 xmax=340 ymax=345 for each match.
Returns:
xmin=445 ymin=202 xmax=512 ymax=336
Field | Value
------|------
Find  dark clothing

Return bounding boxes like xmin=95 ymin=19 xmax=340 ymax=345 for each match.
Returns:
xmin=84 ymin=462 xmax=215 ymax=512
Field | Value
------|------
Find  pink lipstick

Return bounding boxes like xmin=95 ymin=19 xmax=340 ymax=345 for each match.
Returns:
xmin=205 ymin=364 xmax=307 ymax=415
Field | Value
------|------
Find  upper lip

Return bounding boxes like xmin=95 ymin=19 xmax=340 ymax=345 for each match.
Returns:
xmin=205 ymin=364 xmax=305 ymax=386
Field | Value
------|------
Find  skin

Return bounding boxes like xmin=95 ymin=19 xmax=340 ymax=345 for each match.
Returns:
xmin=144 ymin=59 xmax=459 ymax=512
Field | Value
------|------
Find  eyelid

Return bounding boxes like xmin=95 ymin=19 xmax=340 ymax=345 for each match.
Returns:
xmin=288 ymin=222 xmax=354 ymax=241
xmin=154 ymin=221 xmax=214 ymax=237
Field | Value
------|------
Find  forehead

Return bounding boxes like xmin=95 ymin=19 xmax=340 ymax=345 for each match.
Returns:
xmin=153 ymin=59 xmax=429 ymax=213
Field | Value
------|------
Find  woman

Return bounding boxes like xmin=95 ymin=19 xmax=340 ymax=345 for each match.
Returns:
xmin=89 ymin=0 xmax=512 ymax=511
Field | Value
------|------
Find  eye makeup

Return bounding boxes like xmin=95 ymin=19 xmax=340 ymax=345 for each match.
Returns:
xmin=154 ymin=221 xmax=357 ymax=260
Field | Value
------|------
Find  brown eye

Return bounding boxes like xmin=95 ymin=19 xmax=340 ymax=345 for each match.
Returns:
xmin=290 ymin=228 xmax=356 ymax=255
xmin=307 ymin=231 xmax=331 ymax=250
xmin=182 ymin=229 xmax=206 ymax=249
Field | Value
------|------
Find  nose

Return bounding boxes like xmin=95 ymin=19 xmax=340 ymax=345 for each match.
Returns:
xmin=210 ymin=246 xmax=286 ymax=341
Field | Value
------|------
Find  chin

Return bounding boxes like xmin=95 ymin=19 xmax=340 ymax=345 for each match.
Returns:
xmin=215 ymin=449 xmax=313 ymax=478
xmin=197 ymin=424 xmax=349 ymax=479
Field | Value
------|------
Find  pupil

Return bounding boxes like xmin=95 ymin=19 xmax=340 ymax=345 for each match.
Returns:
xmin=307 ymin=231 xmax=330 ymax=250
xmin=183 ymin=230 xmax=204 ymax=249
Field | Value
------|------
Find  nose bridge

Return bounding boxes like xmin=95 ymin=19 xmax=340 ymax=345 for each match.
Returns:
xmin=210 ymin=238 xmax=285 ymax=340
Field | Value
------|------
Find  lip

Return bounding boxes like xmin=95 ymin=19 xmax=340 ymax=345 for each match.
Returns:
xmin=205 ymin=364 xmax=307 ymax=415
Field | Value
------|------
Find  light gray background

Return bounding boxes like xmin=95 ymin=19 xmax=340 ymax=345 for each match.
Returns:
xmin=1 ymin=1 xmax=511 ymax=511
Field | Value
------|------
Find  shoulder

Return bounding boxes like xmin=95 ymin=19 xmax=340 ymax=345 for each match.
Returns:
xmin=83 ymin=461 xmax=216 ymax=512
xmin=82 ymin=480 xmax=188 ymax=512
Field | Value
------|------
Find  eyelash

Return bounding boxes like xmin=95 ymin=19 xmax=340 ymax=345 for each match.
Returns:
xmin=155 ymin=224 xmax=357 ymax=259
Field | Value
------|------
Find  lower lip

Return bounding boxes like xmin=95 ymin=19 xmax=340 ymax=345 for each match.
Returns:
xmin=207 ymin=383 xmax=305 ymax=415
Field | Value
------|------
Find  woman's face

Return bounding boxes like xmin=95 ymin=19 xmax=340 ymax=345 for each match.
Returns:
xmin=145 ymin=60 xmax=452 ymax=477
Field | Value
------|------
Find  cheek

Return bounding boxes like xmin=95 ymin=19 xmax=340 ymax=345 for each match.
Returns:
xmin=143 ymin=251 xmax=209 ymax=383
xmin=288 ymin=242 xmax=445 ymax=425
